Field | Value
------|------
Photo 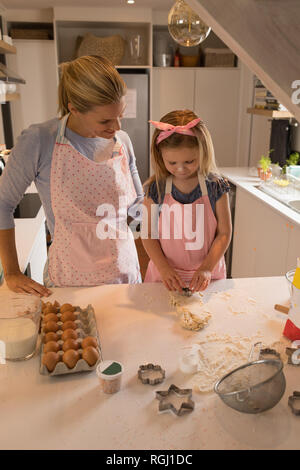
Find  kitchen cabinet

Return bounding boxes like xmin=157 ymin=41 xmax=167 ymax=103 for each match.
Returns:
xmin=194 ymin=68 xmax=241 ymax=167
xmin=151 ymin=68 xmax=195 ymax=120
xmin=231 ymin=186 xmax=298 ymax=278
xmin=6 ymin=39 xmax=58 ymax=139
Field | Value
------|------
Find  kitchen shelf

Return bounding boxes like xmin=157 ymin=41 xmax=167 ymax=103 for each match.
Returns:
xmin=1 ymin=92 xmax=20 ymax=102
xmin=0 ymin=40 xmax=16 ymax=54
xmin=247 ymin=107 xmax=294 ymax=119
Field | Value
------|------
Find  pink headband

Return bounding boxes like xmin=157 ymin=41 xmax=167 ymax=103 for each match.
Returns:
xmin=149 ymin=118 xmax=201 ymax=144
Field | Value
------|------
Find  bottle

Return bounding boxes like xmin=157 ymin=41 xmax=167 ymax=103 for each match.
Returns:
xmin=174 ymin=48 xmax=180 ymax=67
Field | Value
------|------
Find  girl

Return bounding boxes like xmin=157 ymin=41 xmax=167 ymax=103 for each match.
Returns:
xmin=0 ymin=55 xmax=143 ymax=296
xmin=142 ymin=109 xmax=232 ymax=292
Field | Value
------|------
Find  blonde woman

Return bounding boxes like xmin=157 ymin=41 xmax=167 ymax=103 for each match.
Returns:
xmin=0 ymin=55 xmax=143 ymax=295
xmin=142 ymin=110 xmax=232 ymax=293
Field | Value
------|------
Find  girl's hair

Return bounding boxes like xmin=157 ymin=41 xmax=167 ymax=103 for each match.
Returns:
xmin=58 ymin=55 xmax=126 ymax=117
xmin=144 ymin=109 xmax=219 ymax=202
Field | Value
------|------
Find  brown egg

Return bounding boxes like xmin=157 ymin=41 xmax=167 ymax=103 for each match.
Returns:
xmin=42 ymin=351 xmax=60 ymax=372
xmin=61 ymin=311 xmax=77 ymax=323
xmin=43 ymin=304 xmax=57 ymax=315
xmin=62 ymin=338 xmax=79 ymax=352
xmin=43 ymin=320 xmax=60 ymax=333
xmin=82 ymin=346 xmax=99 ymax=367
xmin=44 ymin=341 xmax=60 ymax=354
xmin=60 ymin=303 xmax=75 ymax=313
xmin=43 ymin=313 xmax=59 ymax=323
xmin=62 ymin=320 xmax=77 ymax=331
xmin=44 ymin=332 xmax=59 ymax=343
xmin=63 ymin=349 xmax=79 ymax=369
xmin=81 ymin=336 xmax=98 ymax=349
xmin=62 ymin=329 xmax=78 ymax=341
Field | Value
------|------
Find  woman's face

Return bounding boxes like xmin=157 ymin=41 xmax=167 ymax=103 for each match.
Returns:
xmin=68 ymin=98 xmax=126 ymax=138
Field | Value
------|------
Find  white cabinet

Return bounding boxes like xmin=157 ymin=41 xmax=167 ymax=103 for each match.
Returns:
xmin=25 ymin=221 xmax=47 ymax=285
xmin=194 ymin=69 xmax=241 ymax=167
xmin=151 ymin=67 xmax=244 ymax=167
xmin=6 ymin=39 xmax=58 ymax=140
xmin=231 ymin=187 xmax=292 ymax=277
xmin=151 ymin=68 xmax=195 ymax=121
xmin=286 ymin=223 xmax=300 ymax=272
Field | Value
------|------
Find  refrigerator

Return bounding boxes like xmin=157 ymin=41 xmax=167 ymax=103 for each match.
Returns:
xmin=119 ymin=71 xmax=149 ymax=184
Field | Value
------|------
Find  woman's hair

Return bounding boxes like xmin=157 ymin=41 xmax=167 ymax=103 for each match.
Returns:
xmin=144 ymin=109 xmax=219 ymax=202
xmin=58 ymin=55 xmax=126 ymax=117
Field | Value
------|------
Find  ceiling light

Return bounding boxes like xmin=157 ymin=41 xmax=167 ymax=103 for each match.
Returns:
xmin=168 ymin=0 xmax=211 ymax=47
xmin=127 ymin=0 xmax=135 ymax=4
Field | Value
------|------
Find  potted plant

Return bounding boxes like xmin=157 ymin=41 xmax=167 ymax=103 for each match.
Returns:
xmin=257 ymin=149 xmax=274 ymax=181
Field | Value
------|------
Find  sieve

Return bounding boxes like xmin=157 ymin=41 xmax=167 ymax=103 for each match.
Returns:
xmin=214 ymin=344 xmax=286 ymax=414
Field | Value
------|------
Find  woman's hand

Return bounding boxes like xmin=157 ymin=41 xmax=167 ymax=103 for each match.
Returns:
xmin=189 ymin=269 xmax=211 ymax=292
xmin=158 ymin=265 xmax=186 ymax=292
xmin=5 ymin=271 xmax=52 ymax=298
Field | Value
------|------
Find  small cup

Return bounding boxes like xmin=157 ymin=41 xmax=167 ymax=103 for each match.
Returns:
xmin=96 ymin=360 xmax=123 ymax=394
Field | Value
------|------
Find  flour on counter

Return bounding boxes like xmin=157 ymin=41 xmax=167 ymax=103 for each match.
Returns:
xmin=177 ymin=306 xmax=211 ymax=331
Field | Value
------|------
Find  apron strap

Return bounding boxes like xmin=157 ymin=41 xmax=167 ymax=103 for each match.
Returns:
xmin=198 ymin=172 xmax=208 ymax=196
xmin=56 ymin=114 xmax=70 ymax=144
xmin=165 ymin=176 xmax=172 ymax=194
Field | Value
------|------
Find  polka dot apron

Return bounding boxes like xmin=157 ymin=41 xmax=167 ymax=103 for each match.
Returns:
xmin=48 ymin=114 xmax=141 ymax=286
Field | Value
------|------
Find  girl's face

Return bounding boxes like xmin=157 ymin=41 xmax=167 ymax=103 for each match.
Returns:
xmin=68 ymin=98 xmax=126 ymax=138
xmin=161 ymin=146 xmax=200 ymax=179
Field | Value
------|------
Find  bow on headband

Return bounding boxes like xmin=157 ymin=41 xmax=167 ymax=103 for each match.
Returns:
xmin=149 ymin=118 xmax=201 ymax=144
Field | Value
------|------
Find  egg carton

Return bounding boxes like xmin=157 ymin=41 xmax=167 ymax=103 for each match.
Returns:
xmin=40 ymin=304 xmax=102 ymax=376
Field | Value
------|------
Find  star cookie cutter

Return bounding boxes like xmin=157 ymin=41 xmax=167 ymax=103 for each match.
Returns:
xmin=138 ymin=364 xmax=165 ymax=385
xmin=288 ymin=391 xmax=300 ymax=415
xmin=155 ymin=384 xmax=195 ymax=416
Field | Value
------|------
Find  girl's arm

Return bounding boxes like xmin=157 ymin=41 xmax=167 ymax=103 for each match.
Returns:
xmin=141 ymin=196 xmax=186 ymax=292
xmin=190 ymin=192 xmax=232 ymax=291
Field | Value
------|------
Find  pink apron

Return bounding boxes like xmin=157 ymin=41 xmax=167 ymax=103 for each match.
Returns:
xmin=144 ymin=172 xmax=226 ymax=284
xmin=48 ymin=114 xmax=141 ymax=287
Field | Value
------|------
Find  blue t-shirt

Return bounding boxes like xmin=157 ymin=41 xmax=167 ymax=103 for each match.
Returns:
xmin=147 ymin=175 xmax=230 ymax=215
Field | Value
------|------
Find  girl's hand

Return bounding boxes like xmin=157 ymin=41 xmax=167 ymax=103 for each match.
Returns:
xmin=5 ymin=272 xmax=52 ymax=298
xmin=189 ymin=269 xmax=211 ymax=292
xmin=158 ymin=265 xmax=186 ymax=292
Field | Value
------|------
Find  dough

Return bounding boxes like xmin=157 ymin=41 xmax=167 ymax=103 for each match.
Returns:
xmin=177 ymin=306 xmax=211 ymax=331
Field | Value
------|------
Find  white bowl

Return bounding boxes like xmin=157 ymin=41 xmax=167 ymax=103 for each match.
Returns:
xmin=285 ymin=269 xmax=296 ymax=295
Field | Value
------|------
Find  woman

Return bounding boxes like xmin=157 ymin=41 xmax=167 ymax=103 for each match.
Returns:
xmin=0 ymin=55 xmax=143 ymax=296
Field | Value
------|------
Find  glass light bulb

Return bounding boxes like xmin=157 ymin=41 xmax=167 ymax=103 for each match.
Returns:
xmin=168 ymin=0 xmax=211 ymax=47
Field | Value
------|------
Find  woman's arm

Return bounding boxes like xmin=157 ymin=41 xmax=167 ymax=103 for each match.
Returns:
xmin=0 ymin=125 xmax=52 ymax=296
xmin=189 ymin=192 xmax=232 ymax=291
xmin=0 ymin=228 xmax=51 ymax=296
xmin=141 ymin=196 xmax=186 ymax=291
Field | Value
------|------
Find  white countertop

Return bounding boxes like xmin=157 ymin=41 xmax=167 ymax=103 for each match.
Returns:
xmin=14 ymin=183 xmax=46 ymax=273
xmin=1 ymin=278 xmax=300 ymax=450
xmin=220 ymin=167 xmax=300 ymax=227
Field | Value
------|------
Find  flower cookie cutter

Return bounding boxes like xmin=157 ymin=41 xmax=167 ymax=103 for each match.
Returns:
xmin=155 ymin=384 xmax=195 ymax=416
xmin=138 ymin=363 xmax=165 ymax=385
xmin=286 ymin=341 xmax=300 ymax=366
xmin=288 ymin=391 xmax=300 ymax=416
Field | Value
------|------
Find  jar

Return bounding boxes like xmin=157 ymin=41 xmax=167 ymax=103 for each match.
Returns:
xmin=0 ymin=292 xmax=41 ymax=361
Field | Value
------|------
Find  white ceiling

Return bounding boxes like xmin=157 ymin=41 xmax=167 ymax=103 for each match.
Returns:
xmin=1 ymin=0 xmax=174 ymax=10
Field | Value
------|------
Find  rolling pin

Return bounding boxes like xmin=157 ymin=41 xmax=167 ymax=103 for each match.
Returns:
xmin=274 ymin=304 xmax=289 ymax=314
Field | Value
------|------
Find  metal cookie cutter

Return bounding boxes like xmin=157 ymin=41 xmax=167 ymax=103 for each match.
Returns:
xmin=288 ymin=391 xmax=300 ymax=416
xmin=138 ymin=364 xmax=165 ymax=385
xmin=182 ymin=287 xmax=192 ymax=297
xmin=155 ymin=384 xmax=195 ymax=416
xmin=259 ymin=348 xmax=281 ymax=360
xmin=286 ymin=347 xmax=300 ymax=365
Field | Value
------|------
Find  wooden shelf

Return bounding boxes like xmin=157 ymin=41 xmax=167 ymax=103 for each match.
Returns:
xmin=0 ymin=40 xmax=16 ymax=54
xmin=247 ymin=107 xmax=294 ymax=119
xmin=1 ymin=92 xmax=20 ymax=103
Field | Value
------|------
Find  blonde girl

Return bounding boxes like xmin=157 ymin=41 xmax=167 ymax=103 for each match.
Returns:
xmin=0 ymin=55 xmax=143 ymax=295
xmin=142 ymin=109 xmax=232 ymax=292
